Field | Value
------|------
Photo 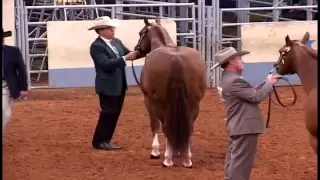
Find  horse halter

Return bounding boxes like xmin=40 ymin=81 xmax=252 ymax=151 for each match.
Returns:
xmin=131 ymin=26 xmax=151 ymax=97
xmin=275 ymin=46 xmax=291 ymax=70
xmin=135 ymin=26 xmax=150 ymax=56
xmin=263 ymin=44 xmax=298 ymax=128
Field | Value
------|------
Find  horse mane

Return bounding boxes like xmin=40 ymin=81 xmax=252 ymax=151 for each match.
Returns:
xmin=150 ymin=24 xmax=176 ymax=47
xmin=308 ymin=48 xmax=317 ymax=60
xmin=293 ymin=41 xmax=317 ymax=60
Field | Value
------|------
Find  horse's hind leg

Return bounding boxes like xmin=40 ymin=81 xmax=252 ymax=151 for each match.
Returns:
xmin=144 ymin=97 xmax=161 ymax=159
xmin=181 ymin=104 xmax=199 ymax=168
xmin=182 ymin=141 xmax=192 ymax=168
xmin=163 ymin=138 xmax=174 ymax=167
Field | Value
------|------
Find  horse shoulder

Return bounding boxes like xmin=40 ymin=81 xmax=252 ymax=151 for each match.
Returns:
xmin=304 ymin=88 xmax=318 ymax=136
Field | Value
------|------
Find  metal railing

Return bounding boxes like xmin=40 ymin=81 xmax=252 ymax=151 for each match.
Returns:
xmin=16 ymin=2 xmax=198 ymax=89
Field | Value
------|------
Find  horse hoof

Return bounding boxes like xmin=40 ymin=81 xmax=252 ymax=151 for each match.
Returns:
xmin=150 ymin=155 xmax=160 ymax=159
xmin=183 ymin=162 xmax=193 ymax=168
xmin=162 ymin=161 xmax=173 ymax=167
xmin=162 ymin=163 xmax=173 ymax=168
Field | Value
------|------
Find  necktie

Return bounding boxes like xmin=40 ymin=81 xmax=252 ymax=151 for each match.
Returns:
xmin=2 ymin=50 xmax=4 ymax=77
xmin=110 ymin=40 xmax=120 ymax=57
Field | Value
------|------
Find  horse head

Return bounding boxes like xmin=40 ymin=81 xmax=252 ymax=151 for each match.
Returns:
xmin=274 ymin=32 xmax=316 ymax=75
xmin=134 ymin=16 xmax=172 ymax=58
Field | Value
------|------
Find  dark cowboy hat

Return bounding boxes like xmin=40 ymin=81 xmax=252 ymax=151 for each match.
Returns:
xmin=3 ymin=29 xmax=12 ymax=38
xmin=211 ymin=47 xmax=250 ymax=70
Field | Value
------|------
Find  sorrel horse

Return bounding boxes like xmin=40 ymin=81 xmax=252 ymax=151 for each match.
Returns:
xmin=133 ymin=17 xmax=207 ymax=168
xmin=274 ymin=32 xmax=318 ymax=154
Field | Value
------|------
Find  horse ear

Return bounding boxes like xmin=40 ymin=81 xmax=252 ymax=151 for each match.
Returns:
xmin=155 ymin=16 xmax=161 ymax=25
xmin=301 ymin=32 xmax=310 ymax=44
xmin=285 ymin=35 xmax=293 ymax=46
xmin=144 ymin=19 xmax=150 ymax=26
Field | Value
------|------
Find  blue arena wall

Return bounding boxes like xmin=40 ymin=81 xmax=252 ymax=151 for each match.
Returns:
xmin=48 ymin=62 xmax=301 ymax=88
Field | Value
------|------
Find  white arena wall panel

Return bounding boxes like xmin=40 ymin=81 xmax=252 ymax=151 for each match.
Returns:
xmin=3 ymin=0 xmax=15 ymax=46
xmin=240 ymin=21 xmax=317 ymax=86
xmin=47 ymin=19 xmax=177 ymax=88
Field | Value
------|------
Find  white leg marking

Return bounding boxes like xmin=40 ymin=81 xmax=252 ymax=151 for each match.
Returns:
xmin=163 ymin=138 xmax=173 ymax=167
xmin=151 ymin=133 xmax=160 ymax=157
xmin=182 ymin=143 xmax=192 ymax=168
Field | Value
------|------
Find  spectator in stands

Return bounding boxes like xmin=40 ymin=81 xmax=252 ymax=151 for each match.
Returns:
xmin=211 ymin=47 xmax=280 ymax=180
xmin=88 ymin=16 xmax=138 ymax=151
xmin=2 ymin=29 xmax=28 ymax=135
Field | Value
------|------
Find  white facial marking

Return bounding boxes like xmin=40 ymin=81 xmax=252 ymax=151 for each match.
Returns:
xmin=284 ymin=46 xmax=291 ymax=52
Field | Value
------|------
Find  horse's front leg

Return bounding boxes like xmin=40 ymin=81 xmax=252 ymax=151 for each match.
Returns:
xmin=144 ymin=97 xmax=161 ymax=159
xmin=309 ymin=134 xmax=318 ymax=154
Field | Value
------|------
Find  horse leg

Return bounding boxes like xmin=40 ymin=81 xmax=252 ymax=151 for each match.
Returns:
xmin=309 ymin=134 xmax=318 ymax=154
xmin=144 ymin=97 xmax=161 ymax=159
xmin=150 ymin=130 xmax=160 ymax=159
xmin=182 ymin=141 xmax=192 ymax=168
xmin=181 ymin=104 xmax=199 ymax=168
xmin=163 ymin=138 xmax=174 ymax=167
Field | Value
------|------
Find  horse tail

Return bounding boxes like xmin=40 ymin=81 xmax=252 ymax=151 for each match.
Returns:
xmin=164 ymin=55 xmax=192 ymax=153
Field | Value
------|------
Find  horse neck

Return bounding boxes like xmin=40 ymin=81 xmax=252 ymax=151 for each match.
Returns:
xmin=149 ymin=26 xmax=175 ymax=51
xmin=293 ymin=48 xmax=318 ymax=95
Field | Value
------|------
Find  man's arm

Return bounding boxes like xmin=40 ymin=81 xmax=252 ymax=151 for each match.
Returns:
xmin=90 ymin=44 xmax=126 ymax=72
xmin=15 ymin=47 xmax=28 ymax=91
xmin=116 ymin=38 xmax=131 ymax=55
xmin=229 ymin=78 xmax=274 ymax=103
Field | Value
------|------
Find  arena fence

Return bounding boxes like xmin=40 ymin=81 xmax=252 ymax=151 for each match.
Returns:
xmin=11 ymin=0 xmax=318 ymax=89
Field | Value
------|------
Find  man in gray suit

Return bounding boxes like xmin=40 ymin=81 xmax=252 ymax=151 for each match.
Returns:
xmin=88 ymin=16 xmax=138 ymax=151
xmin=211 ymin=47 xmax=280 ymax=180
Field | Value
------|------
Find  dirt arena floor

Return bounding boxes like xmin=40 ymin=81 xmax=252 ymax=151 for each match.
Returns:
xmin=3 ymin=86 xmax=317 ymax=180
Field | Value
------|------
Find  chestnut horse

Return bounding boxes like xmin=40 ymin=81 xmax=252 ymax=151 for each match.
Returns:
xmin=133 ymin=17 xmax=207 ymax=168
xmin=274 ymin=32 xmax=317 ymax=154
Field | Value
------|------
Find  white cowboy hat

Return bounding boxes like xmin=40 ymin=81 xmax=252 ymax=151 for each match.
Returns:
xmin=211 ymin=47 xmax=250 ymax=70
xmin=88 ymin=16 xmax=120 ymax=30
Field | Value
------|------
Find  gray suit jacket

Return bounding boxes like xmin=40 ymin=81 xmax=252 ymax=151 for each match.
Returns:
xmin=217 ymin=71 xmax=274 ymax=136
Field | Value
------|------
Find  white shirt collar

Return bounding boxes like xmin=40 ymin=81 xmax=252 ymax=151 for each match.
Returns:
xmin=100 ymin=36 xmax=112 ymax=43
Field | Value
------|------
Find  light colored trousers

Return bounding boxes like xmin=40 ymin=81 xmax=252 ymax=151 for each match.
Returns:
xmin=2 ymin=81 xmax=12 ymax=136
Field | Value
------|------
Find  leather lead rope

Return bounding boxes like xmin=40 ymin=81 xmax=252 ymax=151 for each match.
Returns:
xmin=131 ymin=61 xmax=149 ymax=97
xmin=265 ymin=76 xmax=297 ymax=128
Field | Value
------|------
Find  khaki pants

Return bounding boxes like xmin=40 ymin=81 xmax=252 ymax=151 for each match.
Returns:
xmin=2 ymin=81 xmax=12 ymax=136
